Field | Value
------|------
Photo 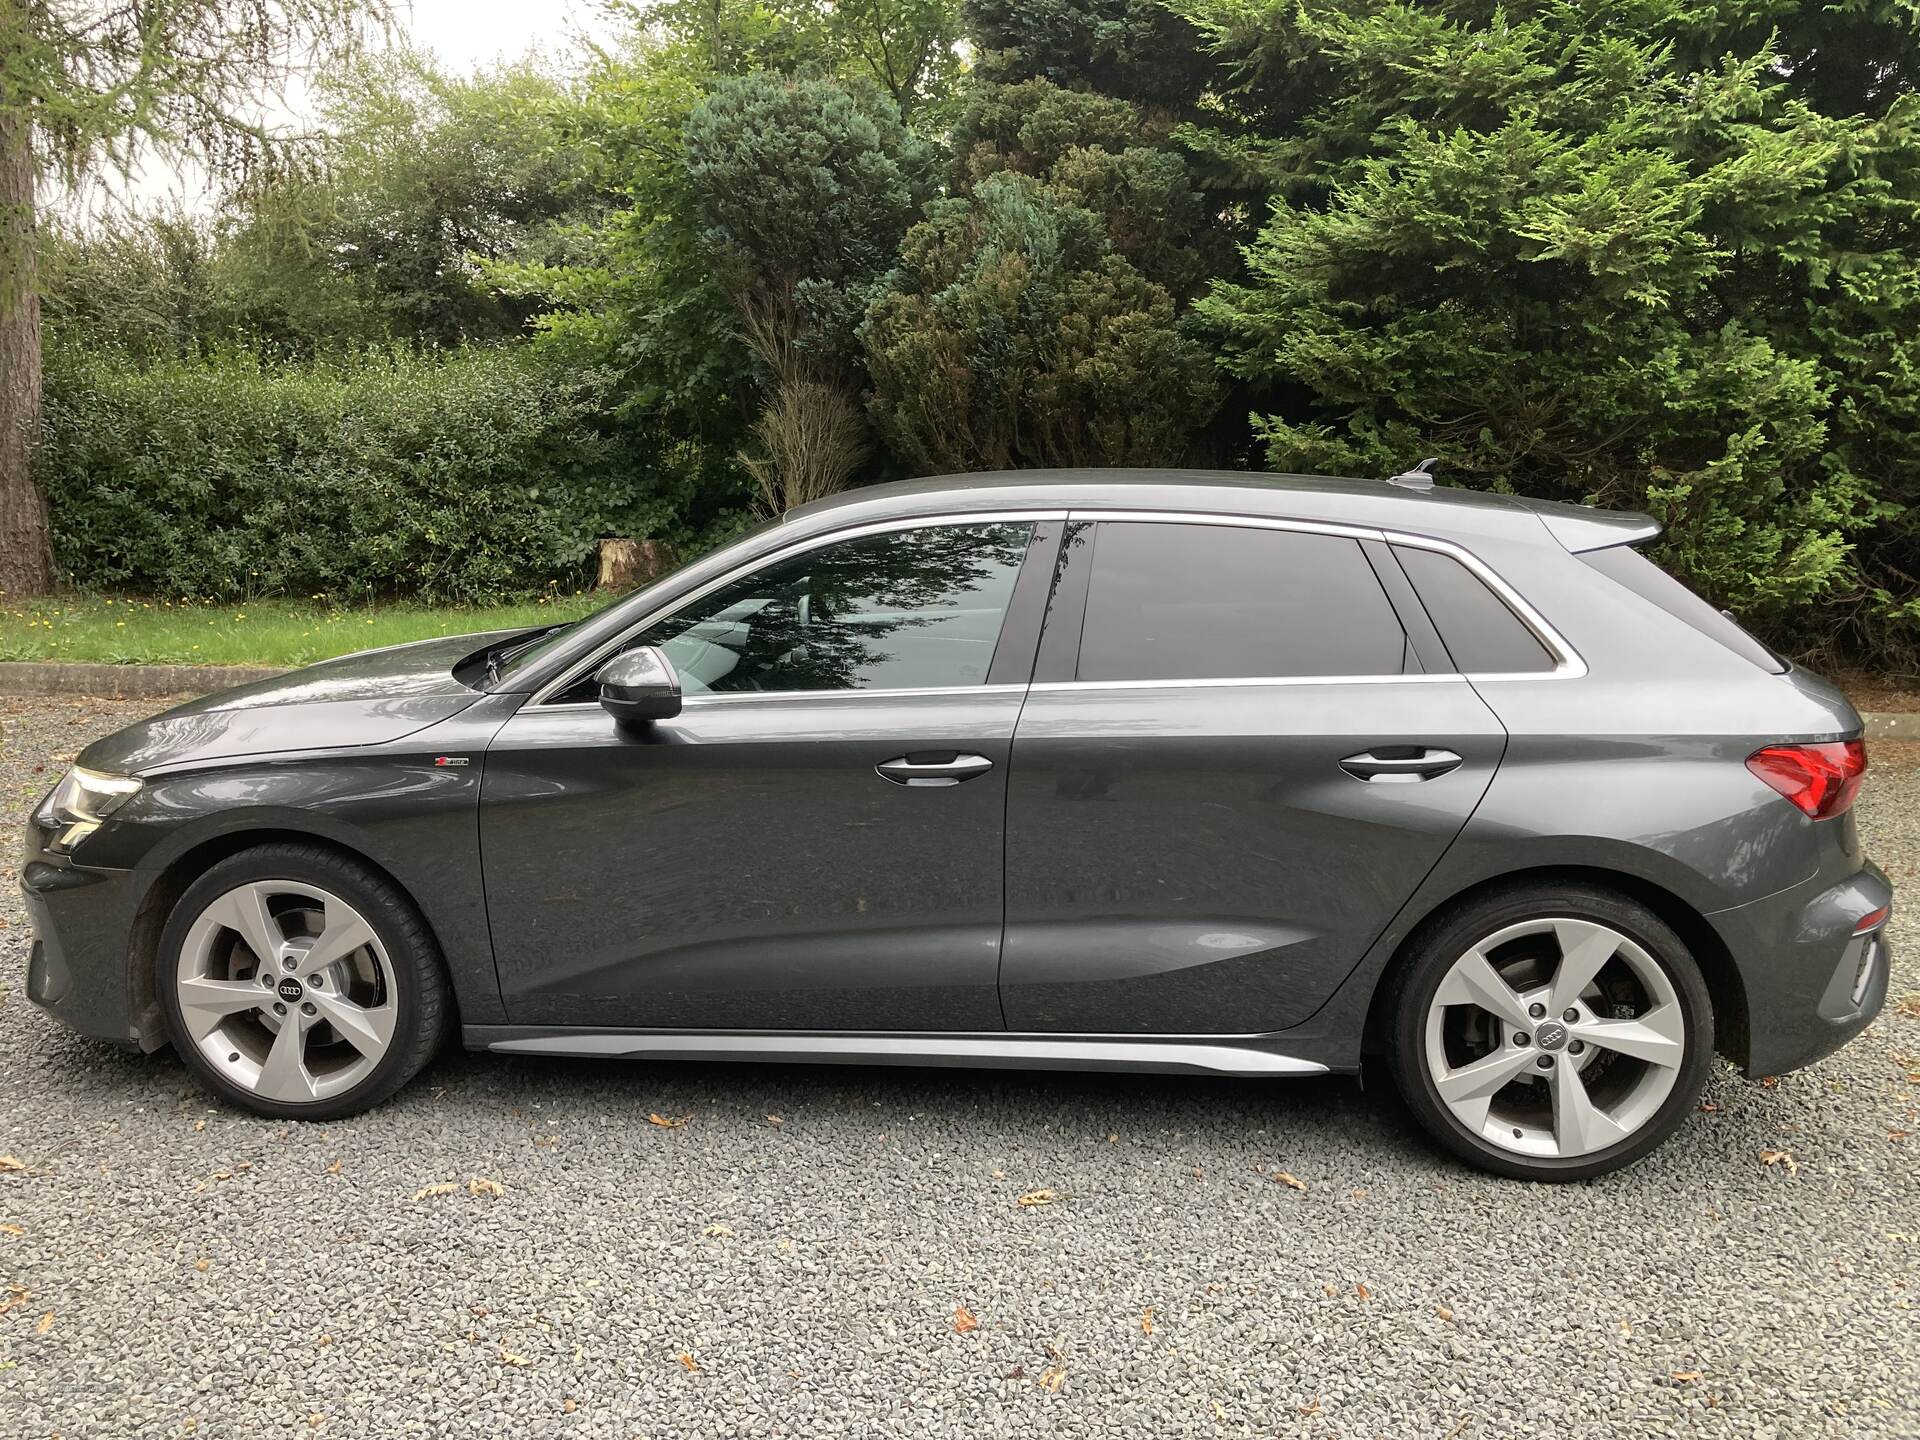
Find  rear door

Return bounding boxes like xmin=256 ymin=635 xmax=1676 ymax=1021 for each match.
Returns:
xmin=1000 ymin=516 xmax=1523 ymax=1035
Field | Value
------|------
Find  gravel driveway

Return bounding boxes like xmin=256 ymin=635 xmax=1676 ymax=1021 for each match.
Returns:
xmin=1 ymin=694 xmax=1916 ymax=1439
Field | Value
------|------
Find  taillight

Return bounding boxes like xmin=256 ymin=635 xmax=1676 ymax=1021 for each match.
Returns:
xmin=1745 ymin=740 xmax=1867 ymax=819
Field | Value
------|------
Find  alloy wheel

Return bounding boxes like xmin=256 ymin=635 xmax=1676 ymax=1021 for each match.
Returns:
xmin=1422 ymin=917 xmax=1686 ymax=1160
xmin=173 ymin=880 xmax=398 ymax=1105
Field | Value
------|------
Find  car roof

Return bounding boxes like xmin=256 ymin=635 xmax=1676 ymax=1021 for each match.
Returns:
xmin=784 ymin=468 xmax=1657 ymax=552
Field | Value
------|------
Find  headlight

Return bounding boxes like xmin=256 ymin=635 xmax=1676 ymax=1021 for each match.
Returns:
xmin=36 ymin=765 xmax=143 ymax=853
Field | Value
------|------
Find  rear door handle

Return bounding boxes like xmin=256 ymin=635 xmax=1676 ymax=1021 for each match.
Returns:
xmin=876 ymin=753 xmax=995 ymax=787
xmin=1339 ymin=748 xmax=1463 ymax=783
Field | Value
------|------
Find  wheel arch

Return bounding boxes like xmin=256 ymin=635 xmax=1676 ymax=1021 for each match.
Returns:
xmin=126 ymin=828 xmax=458 ymax=1052
xmin=1361 ymin=864 xmax=1749 ymax=1069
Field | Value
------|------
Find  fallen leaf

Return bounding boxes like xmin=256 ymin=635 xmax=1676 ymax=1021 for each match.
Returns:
xmin=1698 ymin=1102 xmax=1719 ymax=1113
xmin=1759 ymin=1149 xmax=1800 ymax=1176
xmin=467 ymin=1176 xmax=505 ymax=1197
xmin=307 ymin=1414 xmax=324 ymax=1429
xmin=1140 ymin=1308 xmax=1154 ymax=1336
xmin=0 ymin=1223 xmax=22 ymax=1237
xmin=648 ymin=1113 xmax=689 ymax=1129
xmin=677 ymin=1352 xmax=700 ymax=1373
xmin=1299 ymin=1396 xmax=1322 ymax=1417
xmin=499 ymin=1348 xmax=528 ymax=1367
xmin=0 ymin=1284 xmax=27 ymax=1316
xmin=1435 ymin=1305 xmax=1454 ymax=1322
xmin=766 ymin=1114 xmax=783 ymax=1125
xmin=1890 ymin=1130 xmax=1912 ymax=1142
xmin=192 ymin=1118 xmax=207 ymax=1132
xmin=1896 ymin=993 xmax=1920 ymax=1019
xmin=1355 ymin=1282 xmax=1372 ymax=1301
xmin=0 ymin=1156 xmax=26 ymax=1173
xmin=1275 ymin=1171 xmax=1307 ymax=1192
xmin=1107 ymin=1133 xmax=1118 ymax=1143
xmin=412 ymin=1181 xmax=459 ymax=1201
xmin=953 ymin=1304 xmax=980 ymax=1334
xmin=1003 ymin=1365 xmax=1025 ymax=1380
xmin=1673 ymin=1370 xmax=1703 ymax=1383
xmin=701 ymin=1223 xmax=733 ymax=1239
xmin=1759 ymin=1076 xmax=1779 ymax=1089
xmin=1039 ymin=1365 xmax=1067 ymax=1393
xmin=1016 ymin=1188 xmax=1058 ymax=1207
xmin=1322 ymin=1283 xmax=1339 ymax=1297
xmin=324 ymin=1158 xmax=342 ymax=1176
xmin=35 ymin=1311 xmax=53 ymax=1335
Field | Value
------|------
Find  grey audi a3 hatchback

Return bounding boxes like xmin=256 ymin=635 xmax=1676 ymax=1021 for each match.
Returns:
xmin=22 ymin=470 xmax=1889 ymax=1179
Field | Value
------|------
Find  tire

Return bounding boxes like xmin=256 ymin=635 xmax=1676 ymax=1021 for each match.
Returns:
xmin=1384 ymin=882 xmax=1713 ymax=1181
xmin=157 ymin=843 xmax=451 ymax=1121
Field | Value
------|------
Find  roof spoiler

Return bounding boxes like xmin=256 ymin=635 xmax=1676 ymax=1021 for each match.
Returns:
xmin=1515 ymin=496 xmax=1663 ymax=553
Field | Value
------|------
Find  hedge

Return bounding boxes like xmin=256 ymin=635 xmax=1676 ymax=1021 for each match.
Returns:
xmin=39 ymin=344 xmax=727 ymax=603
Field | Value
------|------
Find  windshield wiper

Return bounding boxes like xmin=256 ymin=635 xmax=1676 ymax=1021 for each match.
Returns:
xmin=484 ymin=623 xmax=568 ymax=687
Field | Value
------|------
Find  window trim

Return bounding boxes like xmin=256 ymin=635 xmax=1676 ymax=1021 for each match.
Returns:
xmin=528 ymin=505 xmax=1583 ymax=709
xmin=1032 ymin=509 xmax=1584 ymax=689
xmin=530 ymin=509 xmax=1069 ymax=708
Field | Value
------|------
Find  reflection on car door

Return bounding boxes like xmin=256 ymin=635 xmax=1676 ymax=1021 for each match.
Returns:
xmin=480 ymin=518 xmax=1061 ymax=1032
xmin=1000 ymin=518 xmax=1511 ymax=1035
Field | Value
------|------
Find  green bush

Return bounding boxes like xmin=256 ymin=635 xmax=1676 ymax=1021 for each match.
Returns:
xmin=39 ymin=344 xmax=726 ymax=602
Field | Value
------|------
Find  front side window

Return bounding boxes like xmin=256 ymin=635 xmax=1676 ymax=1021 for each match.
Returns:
xmin=1076 ymin=522 xmax=1410 ymax=681
xmin=588 ymin=521 xmax=1034 ymax=698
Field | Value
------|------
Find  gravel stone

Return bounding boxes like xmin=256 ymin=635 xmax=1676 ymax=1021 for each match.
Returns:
xmin=1 ymin=694 xmax=1916 ymax=1438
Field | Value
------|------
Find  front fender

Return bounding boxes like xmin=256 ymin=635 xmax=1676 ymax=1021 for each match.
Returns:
xmin=73 ymin=695 xmax=522 ymax=1033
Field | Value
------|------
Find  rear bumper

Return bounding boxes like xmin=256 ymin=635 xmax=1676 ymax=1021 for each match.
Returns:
xmin=1706 ymin=857 xmax=1892 ymax=1076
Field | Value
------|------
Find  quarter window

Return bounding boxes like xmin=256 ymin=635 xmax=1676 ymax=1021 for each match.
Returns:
xmin=1075 ymin=522 xmax=1410 ymax=681
xmin=613 ymin=521 xmax=1034 ymax=697
xmin=1391 ymin=545 xmax=1556 ymax=674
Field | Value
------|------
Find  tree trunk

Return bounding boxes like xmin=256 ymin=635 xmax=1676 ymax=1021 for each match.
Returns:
xmin=0 ymin=104 xmax=53 ymax=597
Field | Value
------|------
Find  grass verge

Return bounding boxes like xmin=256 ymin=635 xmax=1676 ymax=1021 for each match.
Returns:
xmin=0 ymin=592 xmax=607 ymax=668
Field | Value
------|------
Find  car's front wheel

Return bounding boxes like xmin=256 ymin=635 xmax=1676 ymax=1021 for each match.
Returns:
xmin=1386 ymin=883 xmax=1713 ymax=1181
xmin=157 ymin=843 xmax=450 ymax=1119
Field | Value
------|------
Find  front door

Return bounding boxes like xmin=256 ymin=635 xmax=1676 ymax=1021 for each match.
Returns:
xmin=480 ymin=517 xmax=1056 ymax=1031
xmin=1000 ymin=517 xmax=1512 ymax=1035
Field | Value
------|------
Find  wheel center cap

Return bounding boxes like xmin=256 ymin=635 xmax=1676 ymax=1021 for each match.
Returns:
xmin=276 ymin=977 xmax=305 ymax=1003
xmin=1534 ymin=1020 xmax=1569 ymax=1051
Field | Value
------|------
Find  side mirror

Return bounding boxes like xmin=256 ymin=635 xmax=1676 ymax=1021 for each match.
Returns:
xmin=596 ymin=647 xmax=682 ymax=725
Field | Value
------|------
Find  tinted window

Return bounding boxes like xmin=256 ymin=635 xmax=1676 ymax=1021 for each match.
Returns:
xmin=623 ymin=522 xmax=1033 ymax=696
xmin=1076 ymin=523 xmax=1408 ymax=681
xmin=1581 ymin=544 xmax=1784 ymax=673
xmin=1393 ymin=545 xmax=1556 ymax=674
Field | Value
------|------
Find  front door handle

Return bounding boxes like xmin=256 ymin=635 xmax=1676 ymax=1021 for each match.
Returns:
xmin=876 ymin=753 xmax=995 ymax=787
xmin=1339 ymin=748 xmax=1464 ymax=783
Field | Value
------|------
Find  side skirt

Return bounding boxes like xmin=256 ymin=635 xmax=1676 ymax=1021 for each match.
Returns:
xmin=464 ymin=1027 xmax=1332 ymax=1078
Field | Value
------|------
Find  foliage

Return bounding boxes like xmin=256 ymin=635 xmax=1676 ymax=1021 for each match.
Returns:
xmin=861 ymin=173 xmax=1222 ymax=473
xmin=1181 ymin=0 xmax=1920 ymax=647
xmin=39 ymin=343 xmax=739 ymax=602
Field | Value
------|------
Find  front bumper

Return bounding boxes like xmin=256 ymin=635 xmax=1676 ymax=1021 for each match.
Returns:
xmin=1707 ymin=857 xmax=1892 ymax=1076
xmin=20 ymin=818 xmax=143 ymax=1050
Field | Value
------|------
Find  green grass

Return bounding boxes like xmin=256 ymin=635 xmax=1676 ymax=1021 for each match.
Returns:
xmin=0 ymin=592 xmax=609 ymax=668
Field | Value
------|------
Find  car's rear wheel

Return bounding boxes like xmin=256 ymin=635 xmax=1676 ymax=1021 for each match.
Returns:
xmin=157 ymin=844 xmax=449 ymax=1120
xmin=1386 ymin=883 xmax=1713 ymax=1180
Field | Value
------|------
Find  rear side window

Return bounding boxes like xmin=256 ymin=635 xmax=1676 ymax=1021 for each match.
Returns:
xmin=1076 ymin=522 xmax=1409 ymax=681
xmin=1580 ymin=545 xmax=1785 ymax=673
xmin=1392 ymin=545 xmax=1557 ymax=674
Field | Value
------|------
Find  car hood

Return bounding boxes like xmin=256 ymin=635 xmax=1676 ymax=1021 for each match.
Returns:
xmin=79 ymin=631 xmax=515 ymax=776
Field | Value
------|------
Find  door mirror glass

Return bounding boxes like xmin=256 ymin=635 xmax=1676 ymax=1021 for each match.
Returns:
xmin=596 ymin=647 xmax=682 ymax=724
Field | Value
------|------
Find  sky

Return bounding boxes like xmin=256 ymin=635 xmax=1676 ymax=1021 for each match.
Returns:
xmin=83 ymin=0 xmax=621 ymax=216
